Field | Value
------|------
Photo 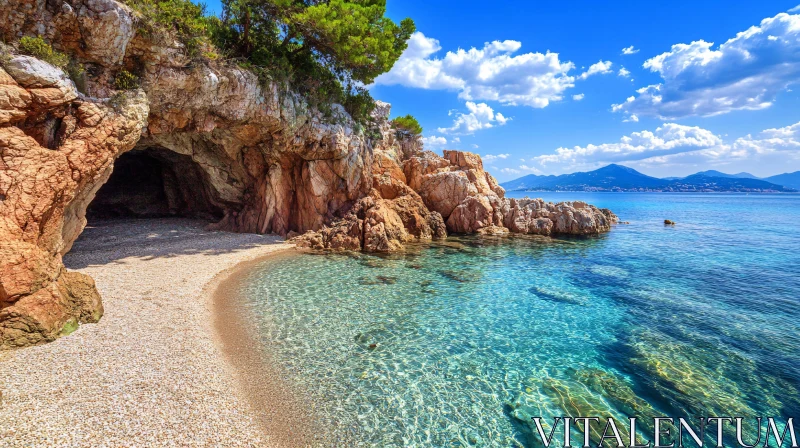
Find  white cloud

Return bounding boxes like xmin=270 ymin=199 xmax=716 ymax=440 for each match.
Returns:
xmin=530 ymin=123 xmax=724 ymax=171
xmin=623 ymin=114 xmax=639 ymax=122
xmin=471 ymin=144 xmax=479 ymax=148
xmin=374 ymin=32 xmax=576 ymax=108
xmin=622 ymin=46 xmax=640 ymax=55
xmin=437 ymin=102 xmax=510 ymax=134
xmin=789 ymin=5 xmax=800 ymax=13
xmin=524 ymin=121 xmax=800 ymax=175
xmin=452 ymin=137 xmax=461 ymax=144
xmin=618 ymin=67 xmax=631 ymax=78
xmin=732 ymin=121 xmax=800 ymax=154
xmin=578 ymin=61 xmax=613 ymax=80
xmin=573 ymin=93 xmax=585 ymax=101
xmin=421 ymin=135 xmax=447 ymax=147
xmin=501 ymin=165 xmax=542 ymax=175
xmin=483 ymin=153 xmax=510 ymax=162
xmin=613 ymin=12 xmax=800 ymax=119
xmin=628 ymin=121 xmax=800 ymax=173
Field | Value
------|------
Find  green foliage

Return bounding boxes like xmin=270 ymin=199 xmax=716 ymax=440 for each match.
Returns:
xmin=210 ymin=0 xmax=414 ymax=124
xmin=18 ymin=36 xmax=69 ymax=68
xmin=119 ymin=0 xmax=415 ymax=125
xmin=114 ymin=70 xmax=140 ymax=90
xmin=391 ymin=114 xmax=423 ymax=137
xmin=289 ymin=0 xmax=416 ymax=84
xmin=123 ymin=0 xmax=210 ymax=56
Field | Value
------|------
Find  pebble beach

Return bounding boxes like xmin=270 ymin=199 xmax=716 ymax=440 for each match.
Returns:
xmin=0 ymin=218 xmax=309 ymax=447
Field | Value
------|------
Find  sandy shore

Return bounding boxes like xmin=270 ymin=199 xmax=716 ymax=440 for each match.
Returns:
xmin=0 ymin=218 xmax=313 ymax=447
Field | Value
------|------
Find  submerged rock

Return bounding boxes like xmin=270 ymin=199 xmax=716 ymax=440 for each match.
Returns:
xmin=438 ymin=270 xmax=473 ymax=283
xmin=529 ymin=286 xmax=586 ymax=305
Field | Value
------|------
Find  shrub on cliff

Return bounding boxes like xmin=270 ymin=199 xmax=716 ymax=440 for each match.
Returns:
xmin=211 ymin=0 xmax=415 ymax=124
xmin=114 ymin=70 xmax=140 ymax=90
xmin=391 ymin=115 xmax=423 ymax=137
xmin=18 ymin=36 xmax=69 ymax=68
xmin=121 ymin=0 xmax=415 ymax=125
xmin=124 ymin=0 xmax=210 ymax=56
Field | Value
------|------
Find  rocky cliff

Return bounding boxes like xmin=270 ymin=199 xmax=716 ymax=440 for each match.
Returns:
xmin=0 ymin=0 xmax=617 ymax=349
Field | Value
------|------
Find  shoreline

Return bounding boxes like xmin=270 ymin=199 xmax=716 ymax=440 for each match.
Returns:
xmin=0 ymin=218 xmax=308 ymax=446
xmin=209 ymin=250 xmax=331 ymax=447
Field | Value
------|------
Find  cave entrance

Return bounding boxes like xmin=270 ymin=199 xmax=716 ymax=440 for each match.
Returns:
xmin=86 ymin=148 xmax=224 ymax=221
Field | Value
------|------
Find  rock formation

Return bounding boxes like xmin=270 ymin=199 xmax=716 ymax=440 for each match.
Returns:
xmin=0 ymin=0 xmax=617 ymax=348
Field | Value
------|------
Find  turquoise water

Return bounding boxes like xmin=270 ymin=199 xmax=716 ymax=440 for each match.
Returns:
xmin=236 ymin=193 xmax=800 ymax=447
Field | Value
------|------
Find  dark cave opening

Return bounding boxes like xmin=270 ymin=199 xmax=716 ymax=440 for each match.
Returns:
xmin=86 ymin=148 xmax=224 ymax=221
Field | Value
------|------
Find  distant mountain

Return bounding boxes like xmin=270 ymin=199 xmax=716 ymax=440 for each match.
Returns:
xmin=764 ymin=171 xmax=800 ymax=190
xmin=500 ymin=164 xmax=668 ymax=191
xmin=673 ymin=174 xmax=793 ymax=192
xmin=500 ymin=165 xmax=796 ymax=192
xmin=691 ymin=170 xmax=759 ymax=179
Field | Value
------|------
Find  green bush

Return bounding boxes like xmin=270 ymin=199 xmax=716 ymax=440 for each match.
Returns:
xmin=123 ymin=0 xmax=210 ymax=57
xmin=119 ymin=0 xmax=415 ymax=127
xmin=18 ymin=36 xmax=69 ymax=68
xmin=114 ymin=70 xmax=139 ymax=90
xmin=391 ymin=115 xmax=423 ymax=137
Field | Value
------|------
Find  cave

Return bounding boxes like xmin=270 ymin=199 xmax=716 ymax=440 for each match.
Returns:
xmin=86 ymin=148 xmax=224 ymax=221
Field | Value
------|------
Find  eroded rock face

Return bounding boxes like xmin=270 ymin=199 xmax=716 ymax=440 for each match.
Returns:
xmin=404 ymin=149 xmax=618 ymax=236
xmin=0 ymin=55 xmax=147 ymax=348
xmin=0 ymin=0 xmax=617 ymax=348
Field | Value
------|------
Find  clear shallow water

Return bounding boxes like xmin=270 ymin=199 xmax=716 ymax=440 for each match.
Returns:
xmin=236 ymin=193 xmax=800 ymax=447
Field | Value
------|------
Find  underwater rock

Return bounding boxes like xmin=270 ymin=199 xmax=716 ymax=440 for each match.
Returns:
xmin=375 ymin=276 xmax=397 ymax=285
xmin=529 ymin=286 xmax=586 ymax=305
xmin=628 ymin=329 xmax=760 ymax=420
xmin=438 ymin=270 xmax=473 ymax=283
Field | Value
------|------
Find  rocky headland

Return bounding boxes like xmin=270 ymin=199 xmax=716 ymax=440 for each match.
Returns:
xmin=0 ymin=0 xmax=617 ymax=349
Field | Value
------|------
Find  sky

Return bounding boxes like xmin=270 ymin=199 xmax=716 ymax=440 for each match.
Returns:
xmin=204 ymin=1 xmax=800 ymax=181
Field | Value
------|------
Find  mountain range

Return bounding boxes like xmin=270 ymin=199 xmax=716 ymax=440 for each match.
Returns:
xmin=500 ymin=164 xmax=800 ymax=193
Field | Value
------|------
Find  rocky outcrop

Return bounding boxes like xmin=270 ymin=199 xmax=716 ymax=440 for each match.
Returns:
xmin=0 ymin=0 xmax=617 ymax=348
xmin=402 ymin=149 xmax=617 ymax=236
xmin=0 ymin=54 xmax=147 ymax=348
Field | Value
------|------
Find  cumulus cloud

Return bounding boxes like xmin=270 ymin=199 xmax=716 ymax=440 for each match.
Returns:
xmin=422 ymin=135 xmax=447 ymax=147
xmin=622 ymin=46 xmax=640 ymax=55
xmin=483 ymin=153 xmax=510 ymax=162
xmin=452 ymin=137 xmax=461 ymax=144
xmin=523 ymin=121 xmax=800 ymax=174
xmin=790 ymin=5 xmax=800 ymax=13
xmin=438 ymin=102 xmax=510 ymax=134
xmin=578 ymin=61 xmax=614 ymax=80
xmin=373 ymin=32 xmax=576 ymax=108
xmin=530 ymin=123 xmax=724 ymax=171
xmin=629 ymin=121 xmax=800 ymax=172
xmin=623 ymin=114 xmax=639 ymax=122
xmin=732 ymin=121 xmax=800 ymax=154
xmin=618 ymin=67 xmax=631 ymax=78
xmin=573 ymin=93 xmax=585 ymax=101
xmin=613 ymin=12 xmax=800 ymax=119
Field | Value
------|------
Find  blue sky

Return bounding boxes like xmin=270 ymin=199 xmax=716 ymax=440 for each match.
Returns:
xmin=205 ymin=1 xmax=800 ymax=181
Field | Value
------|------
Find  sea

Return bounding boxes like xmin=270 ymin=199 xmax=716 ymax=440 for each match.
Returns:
xmin=233 ymin=192 xmax=800 ymax=447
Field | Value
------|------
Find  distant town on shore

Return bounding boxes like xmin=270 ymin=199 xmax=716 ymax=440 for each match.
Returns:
xmin=500 ymin=164 xmax=800 ymax=193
